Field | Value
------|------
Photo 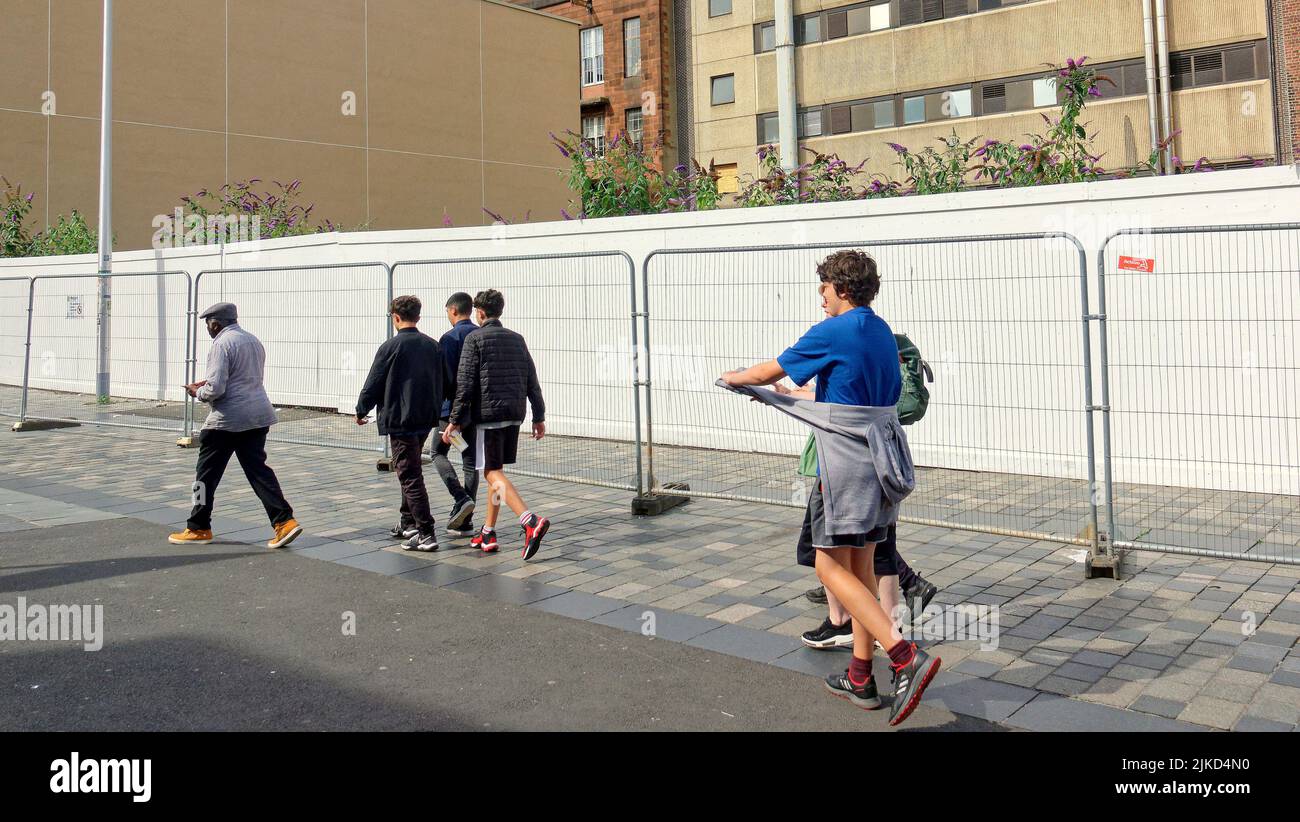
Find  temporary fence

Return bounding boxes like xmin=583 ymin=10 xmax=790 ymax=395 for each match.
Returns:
xmin=1098 ymin=224 xmax=1300 ymax=565
xmin=0 ymin=277 xmax=30 ymax=419
xmin=192 ymin=262 xmax=392 ymax=453
xmin=391 ymin=251 xmax=643 ymax=492
xmin=16 ymin=271 xmax=192 ymax=434
xmin=641 ymin=234 xmax=1101 ymax=548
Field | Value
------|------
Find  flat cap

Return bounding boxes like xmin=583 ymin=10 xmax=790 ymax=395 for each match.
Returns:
xmin=199 ymin=302 xmax=238 ymax=324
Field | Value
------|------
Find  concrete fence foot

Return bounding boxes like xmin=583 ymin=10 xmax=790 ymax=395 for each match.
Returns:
xmin=11 ymin=419 xmax=80 ymax=432
xmin=632 ymin=483 xmax=690 ymax=516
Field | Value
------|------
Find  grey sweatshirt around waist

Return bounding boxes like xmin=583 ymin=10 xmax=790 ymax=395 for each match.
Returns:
xmin=718 ymin=380 xmax=915 ymax=536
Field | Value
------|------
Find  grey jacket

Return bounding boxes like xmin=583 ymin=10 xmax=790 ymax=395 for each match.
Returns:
xmin=718 ymin=380 xmax=915 ymax=535
xmin=196 ymin=323 xmax=278 ymax=432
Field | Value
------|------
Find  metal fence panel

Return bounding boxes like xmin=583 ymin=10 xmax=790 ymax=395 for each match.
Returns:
xmin=21 ymin=272 xmax=191 ymax=432
xmin=643 ymin=234 xmax=1097 ymax=545
xmin=0 ymin=277 xmax=31 ymax=419
xmin=391 ymin=252 xmax=642 ymax=492
xmin=192 ymin=263 xmax=390 ymax=453
xmin=1099 ymin=224 xmax=1300 ymax=565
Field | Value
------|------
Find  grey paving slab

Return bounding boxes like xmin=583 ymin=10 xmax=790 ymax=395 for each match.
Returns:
xmin=529 ymin=590 xmax=625 ymax=619
xmin=590 ymin=604 xmax=724 ymax=643
xmin=1007 ymin=694 xmax=1206 ymax=732
xmin=398 ymin=562 xmax=489 ymax=588
xmin=448 ymin=575 xmax=569 ymax=607
xmin=925 ymin=670 xmax=1038 ymax=723
xmin=686 ymin=624 xmax=802 ymax=664
xmin=332 ymin=550 xmax=433 ymax=577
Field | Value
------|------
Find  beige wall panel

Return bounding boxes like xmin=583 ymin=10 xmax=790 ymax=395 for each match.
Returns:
xmin=1053 ymin=0 xmax=1141 ymax=64
xmin=368 ymin=149 xmax=483 ymax=231
xmin=227 ymin=0 xmax=366 ymax=146
xmin=1169 ymin=0 xmax=1268 ymax=50
xmin=694 ymin=26 xmax=754 ymax=62
xmin=0 ymin=0 xmax=50 ymax=113
xmin=481 ymin=1 xmax=575 ymax=169
xmin=795 ymin=35 xmax=899 ymax=105
xmin=110 ymin=123 xmax=226 ymax=250
xmin=367 ymin=0 xmax=482 ymax=158
xmin=46 ymin=113 xmax=98 ymax=229
xmin=226 ymin=134 xmax=366 ymax=231
xmin=0 ymin=109 xmax=50 ymax=234
xmin=695 ymin=115 xmax=760 ymax=155
xmin=114 ymin=0 xmax=224 ymax=131
xmin=482 ymin=162 xmax=570 ymax=225
xmin=49 ymin=0 xmax=104 ymax=119
xmin=695 ymin=0 xmax=754 ymax=34
xmin=1173 ymin=82 xmax=1275 ymax=162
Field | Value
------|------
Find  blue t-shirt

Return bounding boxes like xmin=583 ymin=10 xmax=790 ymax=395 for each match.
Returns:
xmin=776 ymin=306 xmax=901 ymax=407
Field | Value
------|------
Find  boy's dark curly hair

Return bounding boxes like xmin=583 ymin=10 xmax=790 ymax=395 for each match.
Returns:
xmin=816 ymin=250 xmax=880 ymax=307
xmin=389 ymin=294 xmax=422 ymax=322
xmin=473 ymin=288 xmax=505 ymax=319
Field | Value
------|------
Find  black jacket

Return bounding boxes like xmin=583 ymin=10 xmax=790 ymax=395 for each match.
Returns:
xmin=450 ymin=319 xmax=544 ymax=426
xmin=356 ymin=327 xmax=445 ymax=435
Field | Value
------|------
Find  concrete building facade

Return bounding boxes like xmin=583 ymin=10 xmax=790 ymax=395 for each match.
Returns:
xmin=0 ymin=0 xmax=578 ymax=251
xmin=687 ymin=0 xmax=1293 ymax=195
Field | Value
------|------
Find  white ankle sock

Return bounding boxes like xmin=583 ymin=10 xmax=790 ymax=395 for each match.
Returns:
xmin=519 ymin=510 xmax=533 ymax=525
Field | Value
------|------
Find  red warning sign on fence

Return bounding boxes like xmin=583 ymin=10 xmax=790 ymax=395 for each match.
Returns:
xmin=1118 ymin=256 xmax=1156 ymax=273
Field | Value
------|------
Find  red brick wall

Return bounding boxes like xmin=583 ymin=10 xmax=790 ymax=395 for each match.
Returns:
xmin=1279 ymin=0 xmax=1299 ymax=162
xmin=514 ymin=1 xmax=674 ymax=171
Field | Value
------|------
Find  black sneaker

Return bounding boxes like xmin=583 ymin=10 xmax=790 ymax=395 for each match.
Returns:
xmin=445 ymin=521 xmax=476 ymax=537
xmin=888 ymin=645 xmax=941 ymax=727
xmin=905 ymin=578 xmax=938 ymax=616
xmin=447 ymin=498 xmax=476 ymax=531
xmin=805 ymin=586 xmax=828 ymax=605
xmin=390 ymin=522 xmax=417 ymax=540
xmin=824 ymin=671 xmax=882 ymax=710
xmin=801 ymin=617 xmax=854 ymax=650
xmin=402 ymin=532 xmax=439 ymax=552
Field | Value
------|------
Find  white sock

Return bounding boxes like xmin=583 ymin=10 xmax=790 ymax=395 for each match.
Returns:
xmin=519 ymin=510 xmax=533 ymax=526
xmin=481 ymin=524 xmax=494 ymax=535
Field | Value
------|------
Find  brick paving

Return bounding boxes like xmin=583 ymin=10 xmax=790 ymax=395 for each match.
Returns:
xmin=3 ymin=423 xmax=1300 ymax=731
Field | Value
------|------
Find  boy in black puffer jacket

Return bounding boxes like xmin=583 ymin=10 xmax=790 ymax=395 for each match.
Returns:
xmin=443 ymin=289 xmax=550 ymax=560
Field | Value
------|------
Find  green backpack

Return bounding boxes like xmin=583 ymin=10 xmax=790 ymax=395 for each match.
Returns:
xmin=797 ymin=333 xmax=932 ymax=477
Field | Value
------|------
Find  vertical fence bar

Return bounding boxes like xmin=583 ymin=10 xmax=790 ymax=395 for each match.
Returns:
xmin=1077 ymin=234 xmax=1112 ymax=576
xmin=19 ymin=278 xmax=35 ymax=423
xmin=626 ymin=253 xmax=645 ymax=497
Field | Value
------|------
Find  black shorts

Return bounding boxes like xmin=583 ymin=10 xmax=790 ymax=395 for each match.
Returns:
xmin=796 ymin=483 xmax=896 ymax=573
xmin=475 ymin=425 xmax=519 ymax=472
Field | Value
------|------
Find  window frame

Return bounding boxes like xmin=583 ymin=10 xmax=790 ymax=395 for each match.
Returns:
xmin=580 ymin=26 xmax=605 ymax=87
xmin=708 ymin=0 xmax=733 ymax=18
xmin=623 ymin=17 xmax=641 ymax=79
xmin=711 ymin=73 xmax=736 ymax=106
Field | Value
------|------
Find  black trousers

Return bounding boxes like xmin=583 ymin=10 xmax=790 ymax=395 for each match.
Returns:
xmin=431 ymin=418 xmax=478 ymax=508
xmin=391 ymin=433 xmax=435 ymax=535
xmin=188 ymin=427 xmax=293 ymax=531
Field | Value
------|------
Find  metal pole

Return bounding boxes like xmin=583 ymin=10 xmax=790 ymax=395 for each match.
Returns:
xmin=1076 ymin=244 xmax=1101 ymax=554
xmin=1096 ymin=243 xmax=1117 ymax=548
xmin=775 ymin=0 xmax=798 ymax=173
xmin=18 ymin=278 xmax=35 ymax=422
xmin=95 ymin=0 xmax=113 ymax=401
xmin=626 ymin=254 xmax=645 ymax=497
xmin=1141 ymin=0 xmax=1162 ymax=164
xmin=1154 ymin=0 xmax=1174 ymax=174
xmin=641 ymin=253 xmax=656 ymax=493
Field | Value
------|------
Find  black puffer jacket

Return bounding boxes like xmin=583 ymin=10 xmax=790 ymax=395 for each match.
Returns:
xmin=450 ymin=319 xmax=545 ymax=426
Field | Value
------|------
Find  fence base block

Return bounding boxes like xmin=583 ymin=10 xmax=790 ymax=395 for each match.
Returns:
xmin=175 ymin=436 xmax=197 ymax=448
xmin=376 ymin=457 xmax=392 ymax=472
xmin=11 ymin=419 xmax=80 ymax=433
xmin=632 ymin=483 xmax=691 ymax=516
xmin=1084 ymin=550 xmax=1120 ymax=580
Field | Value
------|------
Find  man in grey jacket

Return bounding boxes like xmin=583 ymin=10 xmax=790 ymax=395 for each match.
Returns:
xmin=169 ymin=302 xmax=302 ymax=549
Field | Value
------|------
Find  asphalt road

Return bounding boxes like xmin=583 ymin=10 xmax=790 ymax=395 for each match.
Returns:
xmin=0 ymin=517 xmax=1002 ymax=731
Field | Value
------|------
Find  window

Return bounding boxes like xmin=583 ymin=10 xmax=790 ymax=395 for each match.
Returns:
xmin=582 ymin=113 xmax=606 ymax=156
xmin=581 ymin=27 xmax=604 ymax=86
xmin=870 ymin=3 xmax=891 ymax=30
xmin=711 ymin=74 xmax=735 ymax=105
xmin=758 ymin=112 xmax=779 ymax=144
xmin=1032 ymin=77 xmax=1057 ymax=107
xmin=625 ymin=107 xmax=643 ymax=148
xmin=872 ymin=99 xmax=895 ymax=127
xmin=903 ymin=95 xmax=925 ymax=124
xmin=709 ymin=0 xmax=732 ymax=17
xmin=847 ymin=3 xmax=889 ymax=35
xmin=943 ymin=88 xmax=972 ymax=117
xmin=715 ymin=163 xmax=739 ymax=195
xmin=799 ymin=108 xmax=822 ymax=137
xmin=624 ymin=18 xmax=641 ymax=78
xmin=758 ymin=21 xmax=775 ymax=51
xmin=797 ymin=15 xmax=821 ymax=43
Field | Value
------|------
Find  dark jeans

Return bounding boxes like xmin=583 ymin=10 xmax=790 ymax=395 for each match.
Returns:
xmin=431 ymin=418 xmax=478 ymax=510
xmin=391 ymin=433 xmax=435 ymax=535
xmin=188 ymin=427 xmax=293 ymax=531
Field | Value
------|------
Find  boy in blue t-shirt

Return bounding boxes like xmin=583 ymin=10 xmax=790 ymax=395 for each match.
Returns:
xmin=720 ymin=249 xmax=940 ymax=726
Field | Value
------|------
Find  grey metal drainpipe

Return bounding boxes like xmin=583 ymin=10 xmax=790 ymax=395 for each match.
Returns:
xmin=1142 ymin=0 xmax=1162 ymax=168
xmin=775 ymin=0 xmax=798 ymax=173
xmin=1155 ymin=0 xmax=1174 ymax=173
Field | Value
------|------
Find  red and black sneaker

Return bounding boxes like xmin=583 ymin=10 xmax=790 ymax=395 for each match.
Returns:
xmin=470 ymin=529 xmax=499 ymax=554
xmin=889 ymin=645 xmax=941 ymax=727
xmin=520 ymin=515 xmax=550 ymax=561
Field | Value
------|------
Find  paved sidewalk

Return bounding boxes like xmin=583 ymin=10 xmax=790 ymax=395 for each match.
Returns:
xmin=3 ymin=424 xmax=1299 ymax=731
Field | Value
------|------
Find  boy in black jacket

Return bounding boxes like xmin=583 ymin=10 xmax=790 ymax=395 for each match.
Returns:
xmin=356 ymin=295 xmax=445 ymax=552
xmin=442 ymin=289 xmax=550 ymax=560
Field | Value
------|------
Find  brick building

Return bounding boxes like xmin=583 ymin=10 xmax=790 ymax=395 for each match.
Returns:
xmin=516 ymin=1 xmax=680 ymax=171
xmin=1275 ymin=0 xmax=1299 ymax=163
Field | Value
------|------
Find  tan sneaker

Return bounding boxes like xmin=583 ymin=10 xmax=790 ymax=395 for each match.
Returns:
xmin=267 ymin=518 xmax=302 ymax=549
xmin=169 ymin=528 xmax=213 ymax=545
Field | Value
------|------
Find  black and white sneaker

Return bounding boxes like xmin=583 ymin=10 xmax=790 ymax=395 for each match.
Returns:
xmin=905 ymin=578 xmax=939 ymax=616
xmin=447 ymin=498 xmax=476 ymax=531
xmin=402 ymin=532 xmax=439 ymax=552
xmin=390 ymin=522 xmax=418 ymax=540
xmin=445 ymin=521 xmax=476 ymax=538
xmin=889 ymin=645 xmax=941 ymax=727
xmin=801 ymin=617 xmax=854 ymax=649
xmin=824 ymin=671 xmax=882 ymax=710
